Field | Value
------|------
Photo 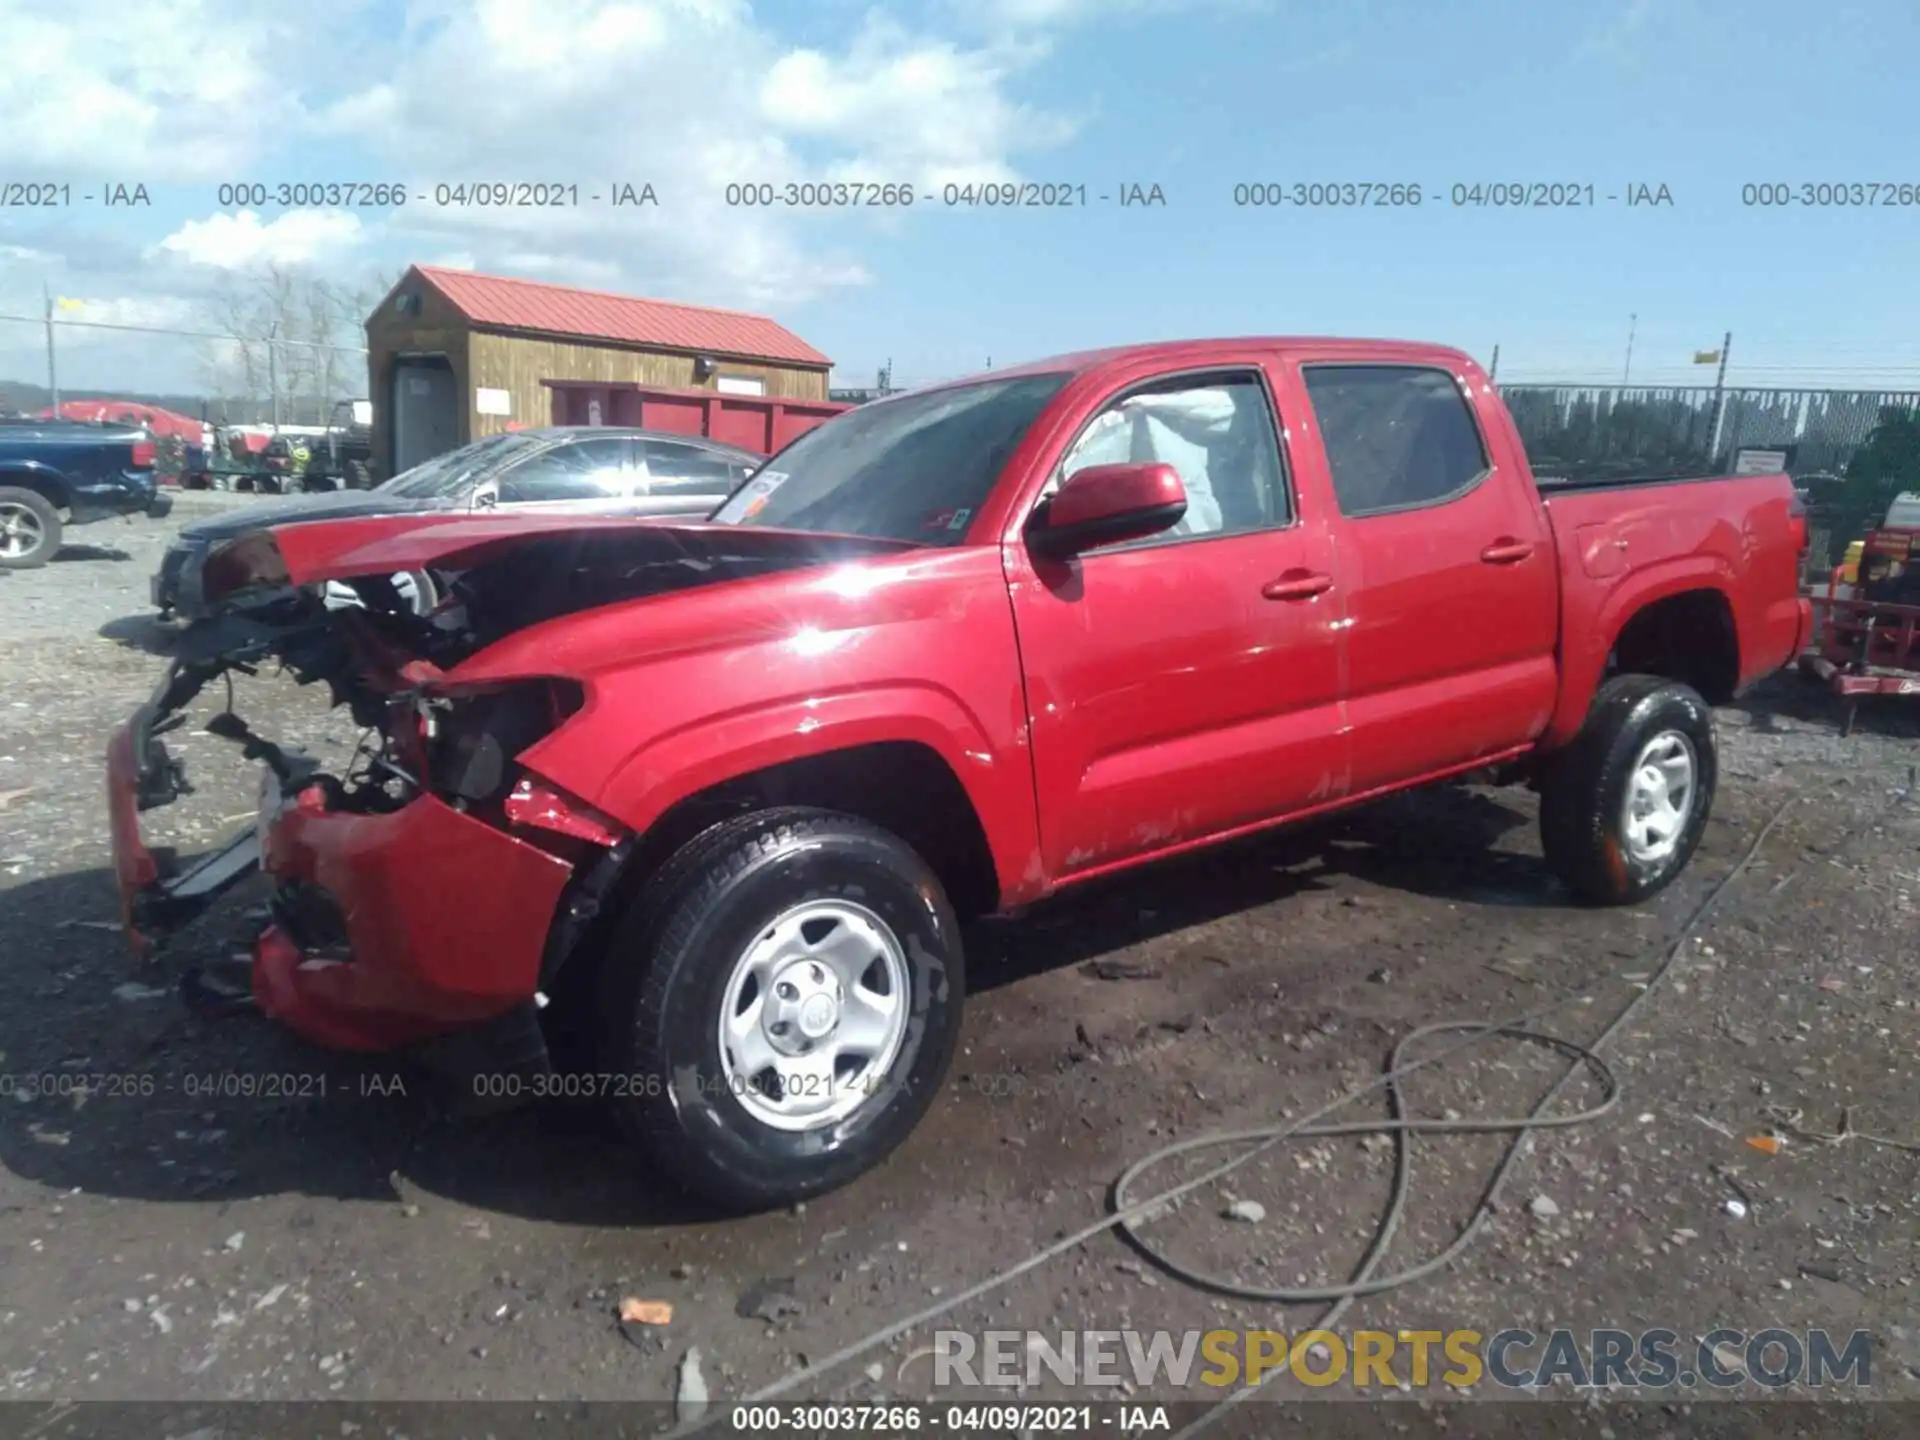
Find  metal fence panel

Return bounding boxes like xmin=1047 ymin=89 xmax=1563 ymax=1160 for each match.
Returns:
xmin=1498 ymin=383 xmax=1920 ymax=574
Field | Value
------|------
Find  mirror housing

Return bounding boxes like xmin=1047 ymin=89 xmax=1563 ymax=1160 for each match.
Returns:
xmin=1026 ymin=462 xmax=1186 ymax=559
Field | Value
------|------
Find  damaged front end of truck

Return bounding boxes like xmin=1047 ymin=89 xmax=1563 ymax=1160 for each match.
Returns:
xmin=105 ymin=511 xmax=900 ymax=1066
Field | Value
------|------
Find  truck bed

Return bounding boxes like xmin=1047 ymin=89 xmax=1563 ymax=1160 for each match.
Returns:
xmin=1536 ymin=467 xmax=1809 ymax=746
xmin=1533 ymin=469 xmax=1762 ymax=492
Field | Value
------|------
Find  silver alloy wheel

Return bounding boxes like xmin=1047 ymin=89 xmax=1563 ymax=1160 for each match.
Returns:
xmin=1619 ymin=729 xmax=1696 ymax=864
xmin=716 ymin=898 xmax=911 ymax=1132
xmin=0 ymin=501 xmax=45 ymax=560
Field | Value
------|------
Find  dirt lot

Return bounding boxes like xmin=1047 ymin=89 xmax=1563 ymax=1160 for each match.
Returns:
xmin=0 ymin=505 xmax=1916 ymax=1429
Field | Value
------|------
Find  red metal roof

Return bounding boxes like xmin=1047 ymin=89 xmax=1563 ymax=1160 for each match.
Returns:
xmin=411 ymin=266 xmax=831 ymax=369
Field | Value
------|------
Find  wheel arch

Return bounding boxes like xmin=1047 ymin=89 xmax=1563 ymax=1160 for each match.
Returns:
xmin=1547 ymin=565 xmax=1742 ymax=748
xmin=1606 ymin=585 xmax=1741 ymax=704
xmin=0 ymin=465 xmax=70 ymax=509
xmin=575 ymin=685 xmax=1040 ymax=919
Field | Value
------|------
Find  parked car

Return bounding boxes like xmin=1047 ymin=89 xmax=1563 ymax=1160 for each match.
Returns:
xmin=151 ymin=426 xmax=762 ymax=619
xmin=0 ymin=418 xmax=171 ymax=568
xmin=107 ymin=337 xmax=1810 ymax=1211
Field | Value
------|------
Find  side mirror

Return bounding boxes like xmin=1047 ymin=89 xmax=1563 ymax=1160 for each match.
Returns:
xmin=470 ymin=483 xmax=499 ymax=511
xmin=1026 ymin=462 xmax=1186 ymax=559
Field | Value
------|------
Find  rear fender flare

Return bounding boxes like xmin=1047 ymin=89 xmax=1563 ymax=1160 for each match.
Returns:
xmin=1548 ymin=557 xmax=1738 ymax=747
xmin=584 ymin=684 xmax=1040 ymax=901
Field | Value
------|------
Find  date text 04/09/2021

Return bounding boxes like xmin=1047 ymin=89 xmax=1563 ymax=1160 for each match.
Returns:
xmin=1227 ymin=181 xmax=1675 ymax=207
xmin=726 ymin=1403 xmax=1171 ymax=1433
xmin=468 ymin=1069 xmax=888 ymax=1101
xmin=205 ymin=182 xmax=659 ymax=208
xmin=720 ymin=181 xmax=1167 ymax=208
xmin=0 ymin=1071 xmax=405 ymax=1101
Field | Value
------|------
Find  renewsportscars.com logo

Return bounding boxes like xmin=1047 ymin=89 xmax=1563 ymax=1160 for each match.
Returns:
xmin=932 ymin=1327 xmax=1874 ymax=1391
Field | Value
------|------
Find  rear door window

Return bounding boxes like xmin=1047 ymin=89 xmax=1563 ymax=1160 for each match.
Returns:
xmin=494 ymin=436 xmax=636 ymax=503
xmin=641 ymin=439 xmax=745 ymax=499
xmin=1302 ymin=366 xmax=1490 ymax=517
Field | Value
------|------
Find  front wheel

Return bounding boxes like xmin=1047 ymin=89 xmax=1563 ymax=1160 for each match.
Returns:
xmin=1539 ymin=676 xmax=1718 ymax=905
xmin=596 ymin=807 xmax=965 ymax=1212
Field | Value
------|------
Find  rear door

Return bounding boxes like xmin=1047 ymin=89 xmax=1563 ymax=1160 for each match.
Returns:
xmin=637 ymin=438 xmax=756 ymax=517
xmin=477 ymin=435 xmax=640 ymax=516
xmin=1288 ymin=362 xmax=1558 ymax=793
xmin=1005 ymin=362 xmax=1351 ymax=880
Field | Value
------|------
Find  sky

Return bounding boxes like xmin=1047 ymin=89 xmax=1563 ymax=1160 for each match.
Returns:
xmin=1 ymin=0 xmax=1916 ymax=398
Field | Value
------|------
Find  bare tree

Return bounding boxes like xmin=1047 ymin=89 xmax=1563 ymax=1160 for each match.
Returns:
xmin=196 ymin=265 xmax=399 ymax=425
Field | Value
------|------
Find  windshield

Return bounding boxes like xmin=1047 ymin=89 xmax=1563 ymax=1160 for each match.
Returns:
xmin=377 ymin=433 xmax=545 ymax=499
xmin=710 ymin=373 xmax=1070 ymax=542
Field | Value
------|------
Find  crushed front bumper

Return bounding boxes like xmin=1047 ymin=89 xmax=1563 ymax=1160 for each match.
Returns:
xmin=106 ymin=681 xmax=577 ymax=1052
xmin=251 ymin=784 xmax=574 ymax=1049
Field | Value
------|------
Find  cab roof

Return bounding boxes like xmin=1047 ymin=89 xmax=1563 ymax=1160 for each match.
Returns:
xmin=908 ymin=337 xmax=1480 ymax=393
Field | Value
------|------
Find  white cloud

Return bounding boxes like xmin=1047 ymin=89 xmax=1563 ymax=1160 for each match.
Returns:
xmin=302 ymin=1 xmax=1078 ymax=306
xmin=0 ymin=0 xmax=299 ymax=179
xmin=154 ymin=210 xmax=367 ymax=269
xmin=960 ymin=0 xmax=1272 ymax=30
xmin=499 ymin=253 xmax=626 ymax=285
xmin=762 ymin=16 xmax=1074 ymax=189
xmin=3 ymin=0 xmax=1110 ymax=378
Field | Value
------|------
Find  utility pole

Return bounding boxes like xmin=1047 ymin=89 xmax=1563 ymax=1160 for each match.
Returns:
xmin=1622 ymin=313 xmax=1636 ymax=386
xmin=43 ymin=284 xmax=60 ymax=412
xmin=267 ymin=321 xmax=281 ymax=431
xmin=1706 ymin=330 xmax=1732 ymax=462
xmin=1488 ymin=345 xmax=1500 ymax=382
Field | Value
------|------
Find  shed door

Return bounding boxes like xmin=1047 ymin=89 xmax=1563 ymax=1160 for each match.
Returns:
xmin=392 ymin=357 xmax=459 ymax=474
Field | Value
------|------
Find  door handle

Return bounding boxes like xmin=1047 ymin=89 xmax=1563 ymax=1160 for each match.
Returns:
xmin=1480 ymin=539 xmax=1535 ymax=564
xmin=1262 ymin=570 xmax=1334 ymax=601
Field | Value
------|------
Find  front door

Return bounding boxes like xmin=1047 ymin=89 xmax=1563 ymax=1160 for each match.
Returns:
xmin=1004 ymin=365 xmax=1351 ymax=880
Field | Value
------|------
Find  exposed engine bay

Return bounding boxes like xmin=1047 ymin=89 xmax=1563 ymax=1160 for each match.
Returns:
xmin=115 ymin=521 xmax=912 ymax=960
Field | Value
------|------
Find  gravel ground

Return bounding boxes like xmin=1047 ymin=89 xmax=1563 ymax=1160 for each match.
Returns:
xmin=0 ymin=506 xmax=1916 ymax=1426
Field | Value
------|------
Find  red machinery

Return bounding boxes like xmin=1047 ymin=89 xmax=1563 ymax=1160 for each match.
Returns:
xmin=1801 ymin=526 xmax=1920 ymax=734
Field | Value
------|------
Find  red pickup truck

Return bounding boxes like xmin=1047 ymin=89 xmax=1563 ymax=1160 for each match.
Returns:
xmin=106 ymin=338 xmax=1811 ymax=1209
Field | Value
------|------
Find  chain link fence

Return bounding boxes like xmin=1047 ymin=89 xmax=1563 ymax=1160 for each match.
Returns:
xmin=1498 ymin=383 xmax=1920 ymax=572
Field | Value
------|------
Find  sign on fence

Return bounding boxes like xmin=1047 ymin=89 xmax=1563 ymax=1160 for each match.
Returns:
xmin=1734 ymin=448 xmax=1789 ymax=474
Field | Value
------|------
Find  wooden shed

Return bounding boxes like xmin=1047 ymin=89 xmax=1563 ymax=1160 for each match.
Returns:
xmin=364 ymin=265 xmax=834 ymax=478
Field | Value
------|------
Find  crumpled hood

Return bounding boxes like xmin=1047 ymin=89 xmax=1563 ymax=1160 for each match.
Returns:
xmin=202 ymin=510 xmax=917 ymax=607
xmin=180 ymin=489 xmax=454 ymax=543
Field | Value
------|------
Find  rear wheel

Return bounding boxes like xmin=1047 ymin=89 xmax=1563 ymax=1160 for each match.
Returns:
xmin=0 ymin=487 xmax=61 ymax=569
xmin=596 ymin=807 xmax=965 ymax=1212
xmin=1540 ymin=675 xmax=1718 ymax=905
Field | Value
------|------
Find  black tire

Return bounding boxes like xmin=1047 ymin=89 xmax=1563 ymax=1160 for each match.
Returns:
xmin=596 ymin=806 xmax=965 ymax=1212
xmin=0 ymin=487 xmax=62 ymax=569
xmin=1539 ymin=675 xmax=1718 ymax=906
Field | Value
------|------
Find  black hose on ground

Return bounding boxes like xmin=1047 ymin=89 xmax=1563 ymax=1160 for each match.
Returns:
xmin=666 ymin=796 xmax=1798 ymax=1439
